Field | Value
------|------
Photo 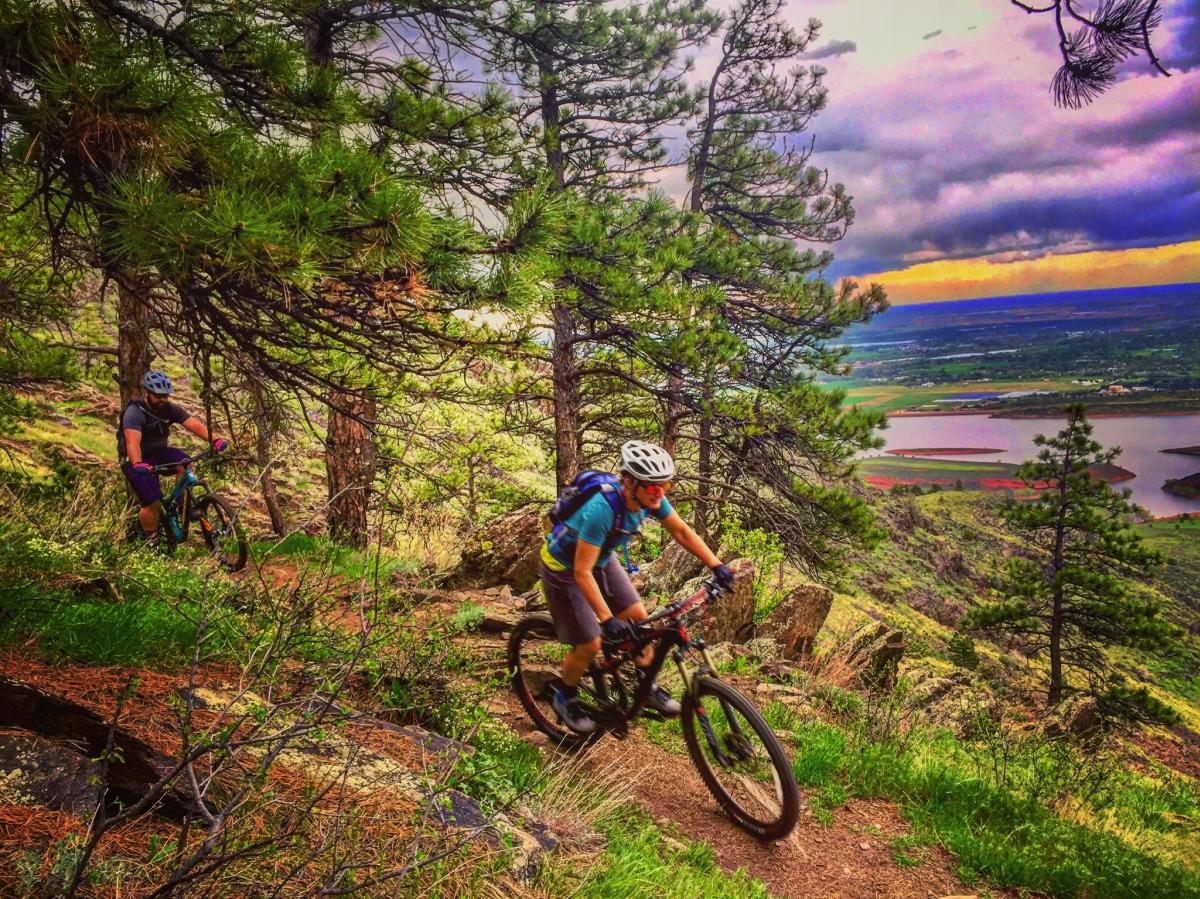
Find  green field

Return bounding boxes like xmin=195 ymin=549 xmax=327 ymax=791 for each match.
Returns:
xmin=841 ymin=379 xmax=1080 ymax=414
xmin=1136 ymin=517 xmax=1200 ymax=613
xmin=857 ymin=455 xmax=1133 ymax=491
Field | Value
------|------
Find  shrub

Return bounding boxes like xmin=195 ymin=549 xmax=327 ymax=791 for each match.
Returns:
xmin=946 ymin=632 xmax=980 ymax=670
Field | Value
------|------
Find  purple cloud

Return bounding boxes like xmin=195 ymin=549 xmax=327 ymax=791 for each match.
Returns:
xmin=790 ymin=0 xmax=1200 ymax=280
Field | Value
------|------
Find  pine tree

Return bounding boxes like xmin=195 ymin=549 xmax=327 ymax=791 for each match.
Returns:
xmin=1009 ymin=0 xmax=1170 ymax=108
xmin=964 ymin=405 xmax=1175 ymax=711
xmin=667 ymin=0 xmax=886 ymax=565
xmin=482 ymin=0 xmax=718 ymax=486
xmin=0 ymin=0 xmax=561 ymax=542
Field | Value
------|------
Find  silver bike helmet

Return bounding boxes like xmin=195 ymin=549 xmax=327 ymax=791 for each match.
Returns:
xmin=619 ymin=440 xmax=675 ymax=483
xmin=142 ymin=370 xmax=174 ymax=395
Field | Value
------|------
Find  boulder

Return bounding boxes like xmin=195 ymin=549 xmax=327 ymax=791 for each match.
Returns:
xmin=0 ymin=677 xmax=196 ymax=820
xmin=844 ymin=621 xmax=906 ymax=690
xmin=633 ymin=542 xmax=707 ymax=598
xmin=1043 ymin=694 xmax=1103 ymax=742
xmin=0 ymin=732 xmax=103 ymax=815
xmin=444 ymin=508 xmax=545 ymax=592
xmin=909 ymin=672 xmax=995 ymax=735
xmin=757 ymin=582 xmax=835 ymax=661
xmin=674 ymin=558 xmax=756 ymax=644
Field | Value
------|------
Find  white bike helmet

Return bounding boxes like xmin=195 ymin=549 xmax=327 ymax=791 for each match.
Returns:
xmin=619 ymin=440 xmax=675 ymax=483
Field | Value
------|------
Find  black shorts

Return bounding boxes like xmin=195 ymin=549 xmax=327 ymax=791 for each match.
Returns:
xmin=541 ymin=561 xmax=642 ymax=645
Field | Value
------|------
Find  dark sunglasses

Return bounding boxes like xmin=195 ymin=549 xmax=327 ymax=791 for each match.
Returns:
xmin=637 ymin=480 xmax=672 ymax=495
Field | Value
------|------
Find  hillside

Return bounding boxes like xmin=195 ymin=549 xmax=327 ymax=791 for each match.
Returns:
xmin=1 ymin=387 xmax=1198 ymax=897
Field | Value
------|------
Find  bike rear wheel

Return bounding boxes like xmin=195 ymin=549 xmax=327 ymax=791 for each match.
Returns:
xmin=508 ymin=615 xmax=598 ymax=750
xmin=681 ymin=676 xmax=800 ymax=840
xmin=195 ymin=494 xmax=248 ymax=572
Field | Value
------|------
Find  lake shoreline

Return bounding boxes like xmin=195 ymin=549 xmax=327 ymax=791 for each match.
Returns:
xmin=873 ymin=411 xmax=1200 ymax=517
xmin=887 ymin=447 xmax=1005 ymax=456
xmin=891 ymin=408 xmax=1200 ymax=420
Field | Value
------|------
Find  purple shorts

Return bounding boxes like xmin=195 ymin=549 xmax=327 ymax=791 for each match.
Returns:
xmin=541 ymin=561 xmax=642 ymax=645
xmin=121 ymin=446 xmax=191 ymax=507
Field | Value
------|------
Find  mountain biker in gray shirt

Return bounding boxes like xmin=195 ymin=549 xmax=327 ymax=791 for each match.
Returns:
xmin=118 ymin=370 xmax=227 ymax=541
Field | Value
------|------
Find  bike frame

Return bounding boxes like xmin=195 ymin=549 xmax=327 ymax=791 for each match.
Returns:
xmin=153 ymin=450 xmax=213 ymax=545
xmin=580 ymin=584 xmax=749 ymax=753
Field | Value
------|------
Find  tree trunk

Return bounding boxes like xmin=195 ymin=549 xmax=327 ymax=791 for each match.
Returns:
xmin=1048 ymin=584 xmax=1065 ymax=705
xmin=249 ymin=377 xmax=289 ymax=536
xmin=536 ymin=60 xmax=583 ymax=491
xmin=325 ymin=391 xmax=376 ymax=548
xmin=116 ymin=277 xmax=151 ymax=408
xmin=662 ymin=368 xmax=683 ymax=456
xmin=552 ymin=301 xmax=581 ymax=490
xmin=695 ymin=401 xmax=713 ymax=542
xmin=301 ymin=6 xmax=376 ymax=546
xmin=1047 ymin=452 xmax=1071 ymax=706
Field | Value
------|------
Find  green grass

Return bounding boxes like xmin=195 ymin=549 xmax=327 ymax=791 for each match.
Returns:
xmin=552 ymin=810 xmax=770 ymax=899
xmin=841 ymin=379 xmax=1080 ymax=414
xmin=0 ymin=520 xmax=246 ymax=667
xmin=1 ymin=595 xmax=201 ymax=667
xmin=775 ymin=712 xmax=1200 ymax=898
xmin=252 ymin=532 xmax=420 ymax=582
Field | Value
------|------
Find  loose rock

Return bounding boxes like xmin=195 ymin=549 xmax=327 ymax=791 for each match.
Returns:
xmin=758 ymin=582 xmax=835 ymax=661
xmin=444 ymin=508 xmax=545 ymax=592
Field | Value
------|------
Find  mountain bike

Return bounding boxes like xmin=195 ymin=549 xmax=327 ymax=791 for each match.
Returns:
xmin=126 ymin=448 xmax=248 ymax=572
xmin=508 ymin=579 xmax=801 ymax=840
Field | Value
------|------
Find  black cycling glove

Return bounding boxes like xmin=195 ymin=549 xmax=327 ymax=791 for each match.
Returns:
xmin=710 ymin=563 xmax=735 ymax=590
xmin=601 ymin=616 xmax=638 ymax=643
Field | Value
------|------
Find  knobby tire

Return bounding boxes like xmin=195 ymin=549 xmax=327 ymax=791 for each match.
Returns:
xmin=195 ymin=494 xmax=248 ymax=572
xmin=508 ymin=615 xmax=597 ymax=750
xmin=681 ymin=676 xmax=800 ymax=840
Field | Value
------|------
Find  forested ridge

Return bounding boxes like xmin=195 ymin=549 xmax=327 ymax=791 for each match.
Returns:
xmin=0 ymin=0 xmax=1196 ymax=896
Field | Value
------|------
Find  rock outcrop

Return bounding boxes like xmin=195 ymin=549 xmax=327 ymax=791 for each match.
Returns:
xmin=633 ymin=542 xmax=707 ymax=600
xmin=1043 ymin=694 xmax=1103 ymax=742
xmin=757 ymin=582 xmax=835 ymax=661
xmin=908 ymin=671 xmax=995 ymax=735
xmin=844 ymin=622 xmax=906 ymax=690
xmin=0 ymin=677 xmax=196 ymax=819
xmin=444 ymin=508 xmax=545 ymax=592
xmin=672 ymin=559 xmax=756 ymax=644
xmin=0 ymin=732 xmax=103 ymax=815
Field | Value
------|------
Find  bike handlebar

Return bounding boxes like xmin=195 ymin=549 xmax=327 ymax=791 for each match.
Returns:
xmin=643 ymin=577 xmax=726 ymax=626
xmin=148 ymin=447 xmax=219 ymax=474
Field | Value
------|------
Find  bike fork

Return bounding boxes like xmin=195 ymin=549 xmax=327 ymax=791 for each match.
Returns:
xmin=677 ymin=647 xmax=747 ymax=767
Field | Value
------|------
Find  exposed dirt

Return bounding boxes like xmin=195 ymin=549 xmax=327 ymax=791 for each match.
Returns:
xmin=466 ymin=629 xmax=1004 ymax=899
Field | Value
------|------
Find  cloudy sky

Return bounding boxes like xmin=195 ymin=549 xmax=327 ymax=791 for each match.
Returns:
xmin=681 ymin=0 xmax=1200 ymax=303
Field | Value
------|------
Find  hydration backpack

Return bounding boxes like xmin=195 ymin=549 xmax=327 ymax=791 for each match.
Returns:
xmin=548 ymin=471 xmax=629 ymax=555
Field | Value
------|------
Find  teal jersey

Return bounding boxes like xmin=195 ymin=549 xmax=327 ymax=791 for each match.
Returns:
xmin=543 ymin=492 xmax=672 ymax=571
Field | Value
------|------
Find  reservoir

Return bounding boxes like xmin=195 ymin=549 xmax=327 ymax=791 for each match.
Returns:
xmin=865 ymin=413 xmax=1200 ymax=518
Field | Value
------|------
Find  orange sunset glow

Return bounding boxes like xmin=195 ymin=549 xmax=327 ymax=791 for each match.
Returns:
xmin=855 ymin=240 xmax=1200 ymax=305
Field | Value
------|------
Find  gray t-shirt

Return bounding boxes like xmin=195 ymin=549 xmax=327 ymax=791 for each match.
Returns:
xmin=117 ymin=400 xmax=191 ymax=459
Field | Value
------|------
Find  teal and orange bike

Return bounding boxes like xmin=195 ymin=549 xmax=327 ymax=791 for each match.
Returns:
xmin=126 ymin=448 xmax=248 ymax=572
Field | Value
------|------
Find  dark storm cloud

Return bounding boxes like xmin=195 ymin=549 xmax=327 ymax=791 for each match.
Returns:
xmin=801 ymin=39 xmax=858 ymax=60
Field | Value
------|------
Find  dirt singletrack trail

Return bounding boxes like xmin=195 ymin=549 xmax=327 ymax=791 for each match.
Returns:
xmin=263 ymin=577 xmax=994 ymax=898
xmin=472 ymin=631 xmax=993 ymax=899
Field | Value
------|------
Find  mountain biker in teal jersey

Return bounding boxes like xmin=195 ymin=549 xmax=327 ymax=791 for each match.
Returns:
xmin=541 ymin=440 xmax=735 ymax=734
xmin=118 ymin=370 xmax=228 ymax=543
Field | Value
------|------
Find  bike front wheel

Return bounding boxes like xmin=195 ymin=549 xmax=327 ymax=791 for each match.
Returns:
xmin=681 ymin=676 xmax=800 ymax=840
xmin=195 ymin=494 xmax=248 ymax=572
